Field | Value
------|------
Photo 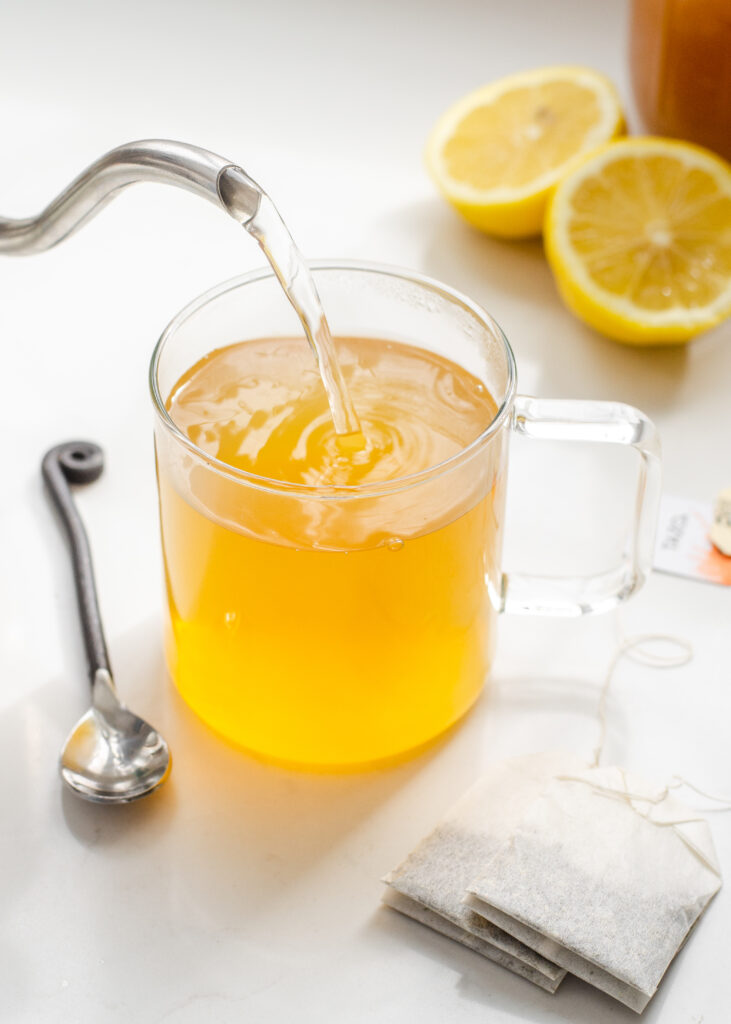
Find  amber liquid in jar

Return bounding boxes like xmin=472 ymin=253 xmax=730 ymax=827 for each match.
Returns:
xmin=630 ymin=0 xmax=731 ymax=161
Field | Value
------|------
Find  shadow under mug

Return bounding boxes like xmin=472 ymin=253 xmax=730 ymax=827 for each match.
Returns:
xmin=150 ymin=261 xmax=660 ymax=769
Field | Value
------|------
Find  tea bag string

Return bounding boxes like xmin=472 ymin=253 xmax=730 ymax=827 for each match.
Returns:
xmin=556 ymin=767 xmax=726 ymax=878
xmin=592 ymin=629 xmax=731 ymax=808
xmin=593 ymin=630 xmax=731 ymax=805
xmin=666 ymin=775 xmax=731 ymax=808
xmin=592 ymin=631 xmax=693 ymax=769
xmin=574 ymin=627 xmax=731 ymax=875
xmin=563 ymin=772 xmax=731 ymax=812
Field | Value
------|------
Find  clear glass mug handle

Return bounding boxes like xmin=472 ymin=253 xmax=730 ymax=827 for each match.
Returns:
xmin=501 ymin=396 xmax=662 ymax=616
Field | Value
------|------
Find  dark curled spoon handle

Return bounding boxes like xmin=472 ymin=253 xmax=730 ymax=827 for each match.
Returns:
xmin=41 ymin=442 xmax=110 ymax=686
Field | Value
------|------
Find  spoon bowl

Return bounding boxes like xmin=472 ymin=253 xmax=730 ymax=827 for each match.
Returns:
xmin=60 ymin=669 xmax=171 ymax=804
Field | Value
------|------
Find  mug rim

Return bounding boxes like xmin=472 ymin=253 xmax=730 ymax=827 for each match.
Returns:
xmin=149 ymin=259 xmax=518 ymax=500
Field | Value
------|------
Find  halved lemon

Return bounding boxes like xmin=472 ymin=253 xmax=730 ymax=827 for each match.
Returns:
xmin=545 ymin=137 xmax=731 ymax=344
xmin=426 ymin=66 xmax=624 ymax=238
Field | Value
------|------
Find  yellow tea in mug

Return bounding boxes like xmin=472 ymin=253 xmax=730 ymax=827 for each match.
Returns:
xmin=158 ymin=335 xmax=506 ymax=766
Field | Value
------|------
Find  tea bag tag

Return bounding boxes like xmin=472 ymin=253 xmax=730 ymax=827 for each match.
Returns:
xmin=654 ymin=493 xmax=731 ymax=585
xmin=710 ymin=485 xmax=731 ymax=556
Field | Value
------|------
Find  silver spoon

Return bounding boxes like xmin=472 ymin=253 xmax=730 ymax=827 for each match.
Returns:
xmin=42 ymin=441 xmax=171 ymax=803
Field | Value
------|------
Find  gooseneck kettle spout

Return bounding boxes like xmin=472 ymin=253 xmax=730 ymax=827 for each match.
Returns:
xmin=0 ymin=138 xmax=361 ymax=435
xmin=0 ymin=139 xmax=264 ymax=254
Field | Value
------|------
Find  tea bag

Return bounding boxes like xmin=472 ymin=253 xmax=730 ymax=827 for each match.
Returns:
xmin=383 ymin=751 xmax=586 ymax=992
xmin=464 ymin=765 xmax=722 ymax=1013
xmin=382 ymin=887 xmax=561 ymax=991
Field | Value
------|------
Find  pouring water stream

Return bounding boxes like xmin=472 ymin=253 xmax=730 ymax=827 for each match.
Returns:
xmin=218 ymin=167 xmax=361 ymax=436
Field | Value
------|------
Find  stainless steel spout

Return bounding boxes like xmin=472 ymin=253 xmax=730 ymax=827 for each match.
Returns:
xmin=0 ymin=140 xmax=263 ymax=255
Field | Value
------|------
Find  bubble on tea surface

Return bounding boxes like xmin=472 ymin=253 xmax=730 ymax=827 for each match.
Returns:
xmin=386 ymin=537 xmax=405 ymax=551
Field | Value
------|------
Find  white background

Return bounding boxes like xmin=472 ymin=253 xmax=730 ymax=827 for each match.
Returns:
xmin=1 ymin=1 xmax=729 ymax=1021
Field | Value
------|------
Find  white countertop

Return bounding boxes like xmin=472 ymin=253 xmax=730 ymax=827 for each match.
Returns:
xmin=2 ymin=1 xmax=729 ymax=1021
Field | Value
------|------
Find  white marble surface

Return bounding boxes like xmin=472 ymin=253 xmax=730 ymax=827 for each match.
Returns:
xmin=1 ymin=1 xmax=729 ymax=1021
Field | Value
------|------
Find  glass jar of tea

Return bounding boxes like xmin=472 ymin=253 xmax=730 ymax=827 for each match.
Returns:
xmin=629 ymin=0 xmax=731 ymax=161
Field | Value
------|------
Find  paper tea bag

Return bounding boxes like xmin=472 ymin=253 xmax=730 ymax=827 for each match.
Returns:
xmin=383 ymin=751 xmax=586 ymax=993
xmin=464 ymin=765 xmax=722 ymax=1013
xmin=381 ymin=887 xmax=562 ymax=991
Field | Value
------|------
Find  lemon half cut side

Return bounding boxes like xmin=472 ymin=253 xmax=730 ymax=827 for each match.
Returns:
xmin=426 ymin=65 xmax=625 ymax=238
xmin=545 ymin=137 xmax=731 ymax=345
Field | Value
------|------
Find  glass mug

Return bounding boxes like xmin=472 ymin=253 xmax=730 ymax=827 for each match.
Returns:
xmin=150 ymin=262 xmax=660 ymax=768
